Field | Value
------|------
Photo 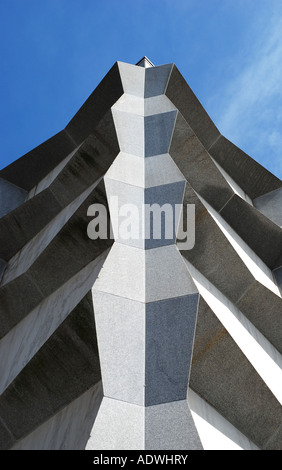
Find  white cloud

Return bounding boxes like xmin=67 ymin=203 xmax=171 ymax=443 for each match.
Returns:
xmin=209 ymin=7 xmax=282 ymax=178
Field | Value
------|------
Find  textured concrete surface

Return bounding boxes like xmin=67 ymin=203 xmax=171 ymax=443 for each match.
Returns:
xmin=208 ymin=135 xmax=282 ymax=200
xmin=219 ymin=194 xmax=282 ymax=269
xmin=12 ymin=382 xmax=103 ymax=450
xmin=188 ymin=388 xmax=259 ymax=450
xmin=0 ymin=130 xmax=76 ymax=191
xmin=0 ymin=177 xmax=27 ymax=218
xmin=0 ymin=181 xmax=112 ymax=337
xmin=190 ymin=297 xmax=282 ymax=450
xmin=0 ymin=254 xmax=107 ymax=395
xmin=1 ymin=180 xmax=102 ymax=285
xmin=197 ymin=192 xmax=279 ymax=296
xmin=165 ymin=65 xmax=220 ymax=149
xmin=66 ymin=62 xmax=123 ymax=144
xmin=26 ymin=146 xmax=79 ymax=200
xmin=169 ymin=112 xmax=234 ymax=212
xmin=0 ymin=58 xmax=281 ymax=451
xmin=0 ymin=292 xmax=102 ymax=449
xmin=180 ymin=188 xmax=282 ymax=354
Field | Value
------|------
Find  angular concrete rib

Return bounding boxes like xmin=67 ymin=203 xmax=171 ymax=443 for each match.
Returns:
xmin=0 ymin=292 xmax=102 ymax=450
xmin=0 ymin=112 xmax=119 ymax=285
xmin=0 ymin=58 xmax=281 ymax=450
xmin=86 ymin=62 xmax=203 ymax=450
xmin=189 ymin=297 xmax=282 ymax=450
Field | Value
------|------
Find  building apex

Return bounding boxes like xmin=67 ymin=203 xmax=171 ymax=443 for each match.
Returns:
xmin=136 ymin=56 xmax=155 ymax=68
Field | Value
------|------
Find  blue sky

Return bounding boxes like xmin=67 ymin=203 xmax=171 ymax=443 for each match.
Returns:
xmin=0 ymin=0 xmax=282 ymax=178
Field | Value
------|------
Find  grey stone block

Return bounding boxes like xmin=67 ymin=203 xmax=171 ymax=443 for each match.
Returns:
xmin=144 ymin=95 xmax=176 ymax=116
xmin=87 ymin=398 xmax=203 ymax=450
xmin=145 ymin=294 xmax=199 ymax=406
xmin=94 ymin=243 xmax=145 ymax=302
xmin=112 ymin=108 xmax=144 ymax=157
xmin=94 ymin=243 xmax=196 ymax=304
xmin=105 ymin=152 xmax=145 ymax=187
xmin=93 ymin=291 xmax=145 ymax=406
xmin=144 ymin=64 xmax=173 ymax=98
xmin=113 ymin=94 xmax=144 ymax=116
xmin=86 ymin=397 xmax=144 ymax=450
xmin=118 ymin=61 xmax=145 ymax=97
xmin=105 ymin=152 xmax=185 ymax=189
xmin=145 ymin=153 xmax=185 ymax=187
xmin=209 ymin=135 xmax=282 ymax=200
xmin=105 ymin=177 xmax=186 ymax=249
xmin=104 ymin=176 xmax=145 ymax=248
xmin=165 ymin=65 xmax=220 ymax=149
xmin=93 ymin=291 xmax=199 ymax=407
xmin=145 ymin=245 xmax=198 ymax=301
xmin=144 ymin=180 xmax=186 ymax=249
xmin=145 ymin=400 xmax=203 ymax=450
xmin=145 ymin=111 xmax=177 ymax=156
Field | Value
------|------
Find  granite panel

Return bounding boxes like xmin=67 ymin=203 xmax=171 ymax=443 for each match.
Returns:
xmin=93 ymin=291 xmax=145 ymax=405
xmin=145 ymin=294 xmax=199 ymax=405
xmin=144 ymin=111 xmax=177 ymax=157
xmin=144 ymin=64 xmax=173 ymax=98
xmin=145 ymin=400 xmax=203 ymax=450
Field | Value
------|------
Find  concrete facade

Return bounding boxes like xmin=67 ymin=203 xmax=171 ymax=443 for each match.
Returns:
xmin=0 ymin=57 xmax=281 ymax=450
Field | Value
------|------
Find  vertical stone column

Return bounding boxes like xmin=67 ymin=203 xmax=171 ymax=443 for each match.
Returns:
xmin=86 ymin=61 xmax=202 ymax=450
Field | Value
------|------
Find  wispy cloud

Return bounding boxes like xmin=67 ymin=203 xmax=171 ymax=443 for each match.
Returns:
xmin=209 ymin=7 xmax=282 ymax=178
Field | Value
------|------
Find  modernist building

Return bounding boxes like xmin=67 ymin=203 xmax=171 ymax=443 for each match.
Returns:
xmin=0 ymin=57 xmax=281 ymax=450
